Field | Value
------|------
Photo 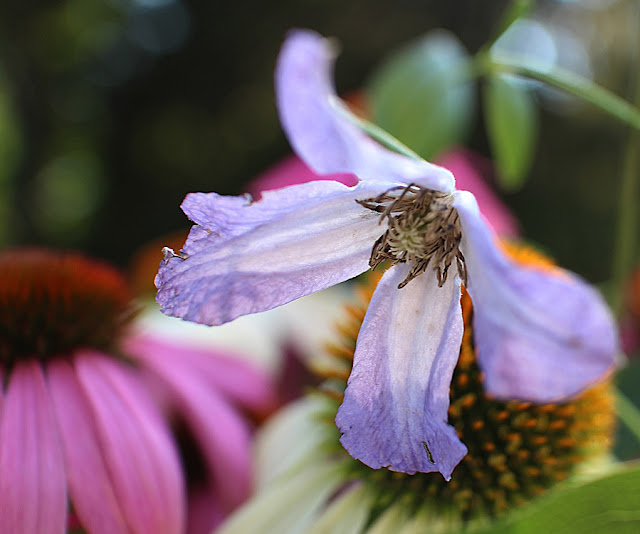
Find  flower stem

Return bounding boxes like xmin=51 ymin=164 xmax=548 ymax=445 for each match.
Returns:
xmin=616 ymin=390 xmax=640 ymax=446
xmin=485 ymin=56 xmax=640 ymax=131
xmin=335 ymin=103 xmax=422 ymax=161
xmin=610 ymin=5 xmax=640 ymax=316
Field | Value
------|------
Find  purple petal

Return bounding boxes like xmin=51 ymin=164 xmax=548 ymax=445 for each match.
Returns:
xmin=276 ymin=29 xmax=455 ymax=192
xmin=454 ymin=191 xmax=619 ymax=402
xmin=74 ymin=351 xmax=185 ymax=534
xmin=47 ymin=360 xmax=131 ymax=534
xmin=0 ymin=361 xmax=67 ymax=534
xmin=335 ymin=264 xmax=467 ymax=479
xmin=156 ymin=179 xmax=387 ymax=326
xmin=134 ymin=344 xmax=254 ymax=514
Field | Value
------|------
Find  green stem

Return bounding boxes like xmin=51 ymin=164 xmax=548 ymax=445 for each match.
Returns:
xmin=485 ymin=56 xmax=640 ymax=131
xmin=616 ymin=390 xmax=640 ymax=446
xmin=335 ymin=102 xmax=422 ymax=160
xmin=481 ymin=0 xmax=533 ymax=55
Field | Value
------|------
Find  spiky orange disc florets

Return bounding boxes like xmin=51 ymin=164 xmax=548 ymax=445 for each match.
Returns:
xmin=0 ymin=248 xmax=136 ymax=367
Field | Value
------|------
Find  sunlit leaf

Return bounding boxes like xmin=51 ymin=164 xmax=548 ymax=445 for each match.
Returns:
xmin=368 ymin=30 xmax=475 ymax=160
xmin=469 ymin=464 xmax=640 ymax=534
xmin=483 ymin=74 xmax=537 ymax=191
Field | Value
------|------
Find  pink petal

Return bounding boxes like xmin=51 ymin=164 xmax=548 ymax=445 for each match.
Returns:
xmin=156 ymin=179 xmax=387 ymax=326
xmin=134 ymin=345 xmax=254 ymax=513
xmin=47 ymin=359 xmax=131 ymax=534
xmin=74 ymin=351 xmax=185 ymax=534
xmin=454 ymin=191 xmax=619 ymax=401
xmin=126 ymin=334 xmax=276 ymax=417
xmin=336 ymin=264 xmax=467 ymax=479
xmin=0 ymin=361 xmax=67 ymax=534
xmin=276 ymin=30 xmax=455 ymax=192
xmin=187 ymin=488 xmax=225 ymax=534
xmin=246 ymin=155 xmax=357 ymax=198
xmin=437 ymin=149 xmax=518 ymax=237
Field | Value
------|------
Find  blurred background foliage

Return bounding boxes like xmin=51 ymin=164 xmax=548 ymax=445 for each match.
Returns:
xmin=0 ymin=0 xmax=637 ymax=284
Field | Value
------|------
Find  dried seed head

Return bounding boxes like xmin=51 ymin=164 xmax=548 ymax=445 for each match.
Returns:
xmin=0 ymin=248 xmax=137 ymax=368
xmin=357 ymin=184 xmax=466 ymax=288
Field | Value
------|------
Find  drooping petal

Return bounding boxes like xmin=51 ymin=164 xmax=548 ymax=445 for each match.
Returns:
xmin=47 ymin=360 xmax=130 ymax=534
xmin=335 ymin=264 xmax=467 ymax=479
xmin=126 ymin=335 xmax=276 ymax=417
xmin=454 ymin=191 xmax=619 ymax=401
xmin=305 ymin=483 xmax=372 ymax=534
xmin=74 ymin=351 xmax=185 ymax=534
xmin=255 ymin=397 xmax=336 ymax=490
xmin=276 ymin=30 xmax=455 ymax=192
xmin=156 ymin=179 xmax=387 ymax=326
xmin=131 ymin=339 xmax=254 ymax=514
xmin=0 ymin=361 xmax=67 ymax=534
xmin=217 ymin=462 xmax=347 ymax=534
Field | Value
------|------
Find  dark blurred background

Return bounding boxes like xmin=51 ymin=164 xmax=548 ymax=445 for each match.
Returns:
xmin=0 ymin=0 xmax=636 ymax=283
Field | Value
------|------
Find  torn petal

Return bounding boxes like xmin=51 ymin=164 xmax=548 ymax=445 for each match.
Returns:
xmin=276 ymin=30 xmax=455 ymax=192
xmin=335 ymin=264 xmax=467 ymax=479
xmin=454 ymin=191 xmax=619 ymax=402
xmin=156 ymin=180 xmax=387 ymax=326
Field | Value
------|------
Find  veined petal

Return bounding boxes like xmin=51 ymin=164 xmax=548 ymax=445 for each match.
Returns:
xmin=335 ymin=264 xmax=467 ymax=479
xmin=47 ymin=360 xmax=130 ymax=534
xmin=156 ymin=179 xmax=387 ymax=326
xmin=0 ymin=361 xmax=67 ymax=534
xmin=454 ymin=191 xmax=619 ymax=402
xmin=276 ymin=30 xmax=455 ymax=192
xmin=74 ymin=352 xmax=185 ymax=534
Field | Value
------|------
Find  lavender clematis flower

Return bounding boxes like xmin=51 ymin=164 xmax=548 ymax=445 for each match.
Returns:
xmin=156 ymin=30 xmax=618 ymax=479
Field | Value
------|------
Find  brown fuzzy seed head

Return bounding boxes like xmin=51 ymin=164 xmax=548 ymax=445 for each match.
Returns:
xmin=319 ymin=243 xmax=615 ymax=522
xmin=0 ymin=248 xmax=137 ymax=367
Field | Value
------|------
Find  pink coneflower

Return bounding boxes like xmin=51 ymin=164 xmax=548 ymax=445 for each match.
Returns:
xmin=0 ymin=248 xmax=274 ymax=534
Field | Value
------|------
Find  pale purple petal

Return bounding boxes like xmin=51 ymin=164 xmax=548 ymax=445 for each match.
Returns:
xmin=0 ymin=361 xmax=67 ymax=534
xmin=454 ymin=191 xmax=619 ymax=401
xmin=136 ymin=346 xmax=254 ymax=514
xmin=156 ymin=179 xmax=387 ymax=326
xmin=126 ymin=335 xmax=276 ymax=416
xmin=47 ymin=360 xmax=130 ymax=534
xmin=276 ymin=29 xmax=455 ymax=192
xmin=335 ymin=264 xmax=467 ymax=479
xmin=74 ymin=351 xmax=185 ymax=534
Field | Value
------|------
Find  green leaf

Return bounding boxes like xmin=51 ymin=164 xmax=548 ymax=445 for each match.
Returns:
xmin=368 ymin=29 xmax=475 ymax=160
xmin=470 ymin=463 xmax=640 ymax=534
xmin=483 ymin=74 xmax=537 ymax=191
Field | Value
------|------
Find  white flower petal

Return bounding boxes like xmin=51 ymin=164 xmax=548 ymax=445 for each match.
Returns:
xmin=216 ymin=462 xmax=347 ymax=534
xmin=303 ymin=484 xmax=372 ymax=534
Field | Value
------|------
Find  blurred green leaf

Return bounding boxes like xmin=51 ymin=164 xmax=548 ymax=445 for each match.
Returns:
xmin=368 ymin=30 xmax=475 ymax=160
xmin=615 ymin=358 xmax=640 ymax=461
xmin=483 ymin=74 xmax=537 ymax=191
xmin=471 ymin=463 xmax=640 ymax=534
